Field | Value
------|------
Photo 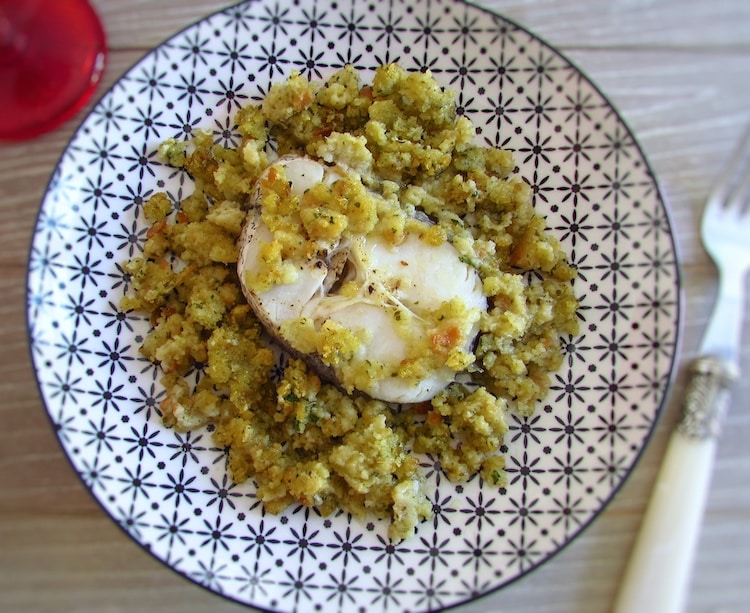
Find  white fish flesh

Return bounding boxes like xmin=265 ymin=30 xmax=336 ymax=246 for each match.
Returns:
xmin=237 ymin=156 xmax=487 ymax=404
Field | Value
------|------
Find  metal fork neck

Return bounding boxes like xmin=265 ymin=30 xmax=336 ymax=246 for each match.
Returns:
xmin=698 ymin=265 xmax=747 ymax=370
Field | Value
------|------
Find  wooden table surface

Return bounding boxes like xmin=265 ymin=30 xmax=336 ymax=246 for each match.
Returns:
xmin=2 ymin=1 xmax=749 ymax=612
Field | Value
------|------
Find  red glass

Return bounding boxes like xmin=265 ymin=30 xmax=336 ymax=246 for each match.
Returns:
xmin=0 ymin=0 xmax=106 ymax=141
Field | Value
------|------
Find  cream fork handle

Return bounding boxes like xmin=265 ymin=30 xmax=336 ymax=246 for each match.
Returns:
xmin=614 ymin=357 xmax=736 ymax=613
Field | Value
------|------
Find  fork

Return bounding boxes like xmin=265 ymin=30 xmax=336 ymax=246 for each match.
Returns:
xmin=614 ymin=127 xmax=750 ymax=613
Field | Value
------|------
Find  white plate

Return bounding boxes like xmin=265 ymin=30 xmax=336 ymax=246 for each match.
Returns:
xmin=27 ymin=0 xmax=681 ymax=611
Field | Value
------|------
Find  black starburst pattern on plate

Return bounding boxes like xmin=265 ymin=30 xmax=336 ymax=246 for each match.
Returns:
xmin=27 ymin=1 xmax=680 ymax=612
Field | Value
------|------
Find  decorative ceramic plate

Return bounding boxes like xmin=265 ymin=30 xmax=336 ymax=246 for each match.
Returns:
xmin=27 ymin=0 xmax=681 ymax=611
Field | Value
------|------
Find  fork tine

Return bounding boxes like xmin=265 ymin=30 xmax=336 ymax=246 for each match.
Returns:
xmin=706 ymin=123 xmax=750 ymax=211
xmin=726 ymin=171 xmax=750 ymax=218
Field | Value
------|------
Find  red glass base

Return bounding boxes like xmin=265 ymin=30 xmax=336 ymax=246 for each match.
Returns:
xmin=0 ymin=0 xmax=107 ymax=141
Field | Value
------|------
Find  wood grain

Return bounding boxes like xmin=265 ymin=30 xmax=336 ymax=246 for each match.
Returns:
xmin=2 ymin=1 xmax=749 ymax=612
